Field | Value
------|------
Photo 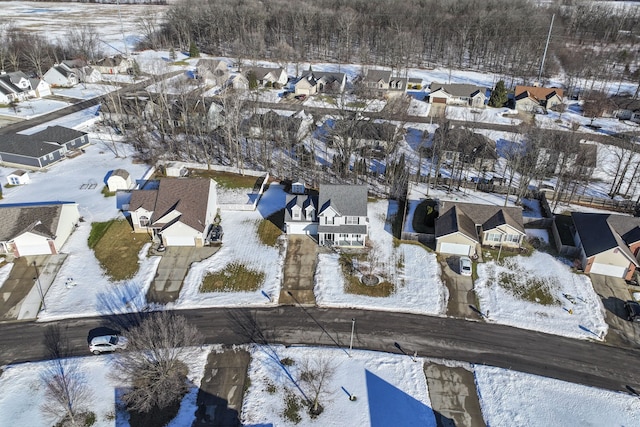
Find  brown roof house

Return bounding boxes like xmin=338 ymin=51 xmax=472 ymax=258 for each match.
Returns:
xmin=435 ymin=202 xmax=525 ymax=256
xmin=0 ymin=202 xmax=80 ymax=257
xmin=126 ymin=178 xmax=218 ymax=247
xmin=571 ymin=212 xmax=640 ymax=280
xmin=514 ymin=86 xmax=564 ymax=112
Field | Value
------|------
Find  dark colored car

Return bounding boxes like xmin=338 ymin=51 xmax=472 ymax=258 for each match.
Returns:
xmin=624 ymin=301 xmax=640 ymax=322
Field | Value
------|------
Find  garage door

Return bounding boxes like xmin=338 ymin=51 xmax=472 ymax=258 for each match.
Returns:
xmin=163 ymin=235 xmax=195 ymax=246
xmin=439 ymin=242 xmax=471 ymax=256
xmin=16 ymin=243 xmax=52 ymax=256
xmin=286 ymin=223 xmax=318 ymax=235
xmin=590 ymin=263 xmax=627 ymax=278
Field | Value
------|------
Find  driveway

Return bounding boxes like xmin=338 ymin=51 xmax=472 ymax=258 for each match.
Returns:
xmin=589 ymin=274 xmax=640 ymax=348
xmin=279 ymin=235 xmax=318 ymax=305
xmin=425 ymin=363 xmax=486 ymax=427
xmin=439 ymin=256 xmax=482 ymax=320
xmin=0 ymin=255 xmax=66 ymax=320
xmin=147 ymin=246 xmax=218 ymax=304
xmin=193 ymin=348 xmax=250 ymax=427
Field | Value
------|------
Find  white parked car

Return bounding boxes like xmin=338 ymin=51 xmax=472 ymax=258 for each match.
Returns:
xmin=459 ymin=256 xmax=472 ymax=276
xmin=89 ymin=335 xmax=128 ymax=355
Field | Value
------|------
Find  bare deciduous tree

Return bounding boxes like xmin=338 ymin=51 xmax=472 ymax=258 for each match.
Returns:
xmin=110 ymin=312 xmax=202 ymax=414
xmin=298 ymin=356 xmax=336 ymax=416
xmin=41 ymin=359 xmax=93 ymax=426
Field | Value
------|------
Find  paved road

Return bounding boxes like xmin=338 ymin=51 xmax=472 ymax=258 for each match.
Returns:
xmin=0 ymin=71 xmax=183 ymax=135
xmin=1 ymin=306 xmax=639 ymax=395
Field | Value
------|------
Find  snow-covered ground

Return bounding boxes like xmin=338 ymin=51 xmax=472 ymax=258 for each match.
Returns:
xmin=315 ymin=200 xmax=447 ymax=315
xmin=0 ymin=98 xmax=71 ymax=119
xmin=52 ymin=83 xmax=120 ymax=100
xmin=2 ymin=345 xmax=638 ymax=427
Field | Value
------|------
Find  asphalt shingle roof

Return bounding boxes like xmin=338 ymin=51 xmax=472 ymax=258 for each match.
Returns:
xmin=430 ymin=83 xmax=486 ymax=98
xmin=318 ymin=184 xmax=368 ymax=217
xmin=0 ymin=126 xmax=87 ymax=158
xmin=0 ymin=204 xmax=63 ymax=241
xmin=572 ymin=212 xmax=640 ymax=264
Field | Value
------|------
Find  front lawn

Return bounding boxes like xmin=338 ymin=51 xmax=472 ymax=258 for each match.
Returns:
xmin=200 ymin=262 xmax=265 ymax=292
xmin=89 ymin=220 xmax=149 ymax=281
xmin=188 ymin=170 xmax=261 ymax=189
xmin=339 ymin=253 xmax=394 ymax=297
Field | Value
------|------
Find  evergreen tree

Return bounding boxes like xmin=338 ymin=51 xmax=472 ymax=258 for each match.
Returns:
xmin=169 ymin=47 xmax=177 ymax=61
xmin=189 ymin=41 xmax=200 ymax=58
xmin=247 ymin=71 xmax=258 ymax=90
xmin=488 ymin=80 xmax=508 ymax=108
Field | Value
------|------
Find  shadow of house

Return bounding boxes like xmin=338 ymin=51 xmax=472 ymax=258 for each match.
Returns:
xmin=193 ymin=390 xmax=240 ymax=427
xmin=366 ymin=369 xmax=448 ymax=427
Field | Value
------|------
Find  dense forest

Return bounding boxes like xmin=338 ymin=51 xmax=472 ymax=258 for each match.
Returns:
xmin=130 ymin=0 xmax=640 ymax=96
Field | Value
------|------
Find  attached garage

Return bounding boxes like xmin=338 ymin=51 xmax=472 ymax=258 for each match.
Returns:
xmin=438 ymin=242 xmax=472 ymax=256
xmin=163 ymin=235 xmax=195 ymax=246
xmin=15 ymin=242 xmax=53 ymax=256
xmin=286 ymin=222 xmax=318 ymax=235
xmin=12 ymin=233 xmax=55 ymax=256
xmin=589 ymin=263 xmax=627 ymax=278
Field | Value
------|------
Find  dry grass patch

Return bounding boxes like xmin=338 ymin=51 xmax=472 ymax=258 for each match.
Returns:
xmin=201 ymin=262 xmax=265 ymax=292
xmin=188 ymin=170 xmax=260 ymax=189
xmin=257 ymin=218 xmax=282 ymax=247
xmin=339 ymin=254 xmax=394 ymax=297
xmin=90 ymin=220 xmax=149 ymax=281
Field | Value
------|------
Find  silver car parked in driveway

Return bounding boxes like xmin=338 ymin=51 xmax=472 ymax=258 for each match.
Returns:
xmin=459 ymin=256 xmax=472 ymax=276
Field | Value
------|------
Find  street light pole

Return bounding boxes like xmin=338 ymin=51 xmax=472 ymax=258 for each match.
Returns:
xmin=33 ymin=261 xmax=46 ymax=311
xmin=349 ymin=318 xmax=356 ymax=356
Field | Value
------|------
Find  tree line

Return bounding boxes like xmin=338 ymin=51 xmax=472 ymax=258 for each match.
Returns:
xmin=134 ymin=0 xmax=640 ymax=96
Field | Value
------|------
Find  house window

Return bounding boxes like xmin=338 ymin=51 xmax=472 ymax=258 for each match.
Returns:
xmin=339 ymin=233 xmax=349 ymax=239
xmin=48 ymin=153 xmax=54 ymax=161
xmin=486 ymin=232 xmax=502 ymax=242
xmin=325 ymin=217 xmax=334 ymax=225
xmin=346 ymin=217 xmax=359 ymax=225
xmin=505 ymin=234 xmax=520 ymax=243
xmin=139 ymin=216 xmax=150 ymax=227
xmin=9 ymin=177 xmax=19 ymax=185
xmin=292 ymin=210 xmax=300 ymax=220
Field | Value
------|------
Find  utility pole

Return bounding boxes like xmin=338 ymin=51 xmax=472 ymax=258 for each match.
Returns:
xmin=538 ymin=14 xmax=555 ymax=84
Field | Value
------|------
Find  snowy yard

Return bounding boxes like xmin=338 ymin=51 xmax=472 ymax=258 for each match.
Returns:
xmin=475 ymin=251 xmax=608 ymax=340
xmin=0 ymin=98 xmax=70 ymax=119
xmin=315 ymin=200 xmax=447 ymax=316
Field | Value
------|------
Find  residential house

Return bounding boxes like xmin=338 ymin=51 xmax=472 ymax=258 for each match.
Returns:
xmin=243 ymin=66 xmax=288 ymax=88
xmin=514 ymin=86 xmax=564 ymax=112
xmin=435 ymin=202 xmax=525 ymax=256
xmin=195 ymin=59 xmax=230 ymax=86
xmin=126 ymin=178 xmax=218 ymax=247
xmin=6 ymin=170 xmax=30 ymax=186
xmin=428 ymin=83 xmax=487 ymax=108
xmin=244 ymin=110 xmax=308 ymax=142
xmin=360 ymin=69 xmax=407 ymax=97
xmin=145 ymin=97 xmax=224 ymax=133
xmin=294 ymin=67 xmax=347 ymax=96
xmin=571 ymin=212 xmax=640 ymax=280
xmin=284 ymin=184 xmax=369 ymax=246
xmin=284 ymin=193 xmax=319 ymax=235
xmin=317 ymin=184 xmax=369 ymax=247
xmin=228 ymin=74 xmax=249 ymax=90
xmin=94 ymin=55 xmax=135 ymax=74
xmin=0 ymin=202 xmax=80 ymax=257
xmin=331 ymin=119 xmax=402 ymax=151
xmin=0 ymin=72 xmax=30 ymax=103
xmin=28 ymin=77 xmax=51 ymax=98
xmin=106 ymin=169 xmax=133 ymax=192
xmin=434 ymin=127 xmax=498 ymax=172
xmin=610 ymin=95 xmax=640 ymax=123
xmin=0 ymin=126 xmax=90 ymax=169
xmin=43 ymin=63 xmax=79 ymax=87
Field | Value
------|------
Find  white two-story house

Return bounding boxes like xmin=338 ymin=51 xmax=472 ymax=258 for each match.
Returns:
xmin=317 ymin=184 xmax=369 ymax=247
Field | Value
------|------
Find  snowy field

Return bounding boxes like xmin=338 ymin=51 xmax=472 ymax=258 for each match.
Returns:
xmin=52 ymin=83 xmax=120 ymax=100
xmin=0 ymin=98 xmax=70 ymax=119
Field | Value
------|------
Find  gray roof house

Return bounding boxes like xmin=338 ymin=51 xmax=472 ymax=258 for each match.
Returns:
xmin=0 ymin=72 xmax=30 ymax=103
xmin=0 ymin=126 xmax=90 ymax=169
xmin=317 ymin=184 xmax=369 ymax=247
xmin=360 ymin=69 xmax=407 ymax=97
xmin=428 ymin=83 xmax=487 ymax=107
xmin=0 ymin=202 xmax=80 ymax=257
xmin=435 ymin=202 xmax=525 ymax=256
xmin=242 ymin=66 xmax=288 ymax=87
xmin=294 ymin=67 xmax=347 ymax=96
xmin=571 ymin=212 xmax=640 ymax=279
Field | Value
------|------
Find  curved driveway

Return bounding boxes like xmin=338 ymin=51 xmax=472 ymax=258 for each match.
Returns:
xmin=1 ymin=306 xmax=639 ymax=394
